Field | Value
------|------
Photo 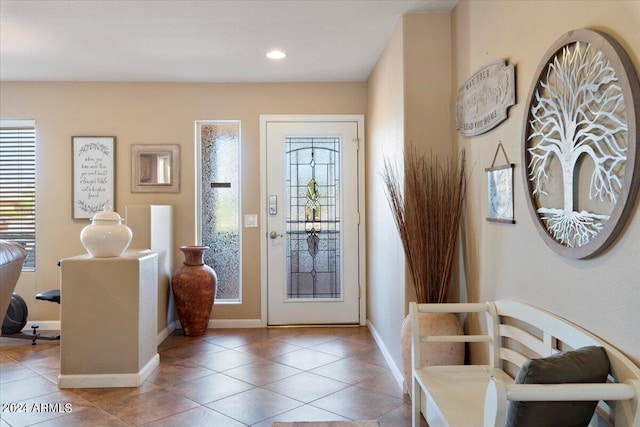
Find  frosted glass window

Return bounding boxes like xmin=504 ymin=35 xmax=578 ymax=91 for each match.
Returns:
xmin=199 ymin=122 xmax=241 ymax=301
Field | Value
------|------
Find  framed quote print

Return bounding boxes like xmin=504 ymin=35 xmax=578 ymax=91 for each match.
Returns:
xmin=72 ymin=136 xmax=115 ymax=219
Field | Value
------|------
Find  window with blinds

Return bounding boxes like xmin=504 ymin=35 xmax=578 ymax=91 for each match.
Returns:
xmin=0 ymin=120 xmax=36 ymax=270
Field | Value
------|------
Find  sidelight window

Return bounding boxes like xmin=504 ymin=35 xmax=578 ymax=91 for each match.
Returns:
xmin=197 ymin=121 xmax=241 ymax=301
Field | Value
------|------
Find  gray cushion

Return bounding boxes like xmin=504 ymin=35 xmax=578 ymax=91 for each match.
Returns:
xmin=505 ymin=346 xmax=610 ymax=427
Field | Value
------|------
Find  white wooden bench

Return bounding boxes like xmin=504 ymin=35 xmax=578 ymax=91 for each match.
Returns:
xmin=410 ymin=300 xmax=640 ymax=427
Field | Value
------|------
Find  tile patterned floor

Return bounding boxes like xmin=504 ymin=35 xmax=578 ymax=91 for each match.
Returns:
xmin=1 ymin=327 xmax=428 ymax=426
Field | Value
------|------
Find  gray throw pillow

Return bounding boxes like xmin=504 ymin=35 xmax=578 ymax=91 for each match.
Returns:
xmin=504 ymin=346 xmax=610 ymax=427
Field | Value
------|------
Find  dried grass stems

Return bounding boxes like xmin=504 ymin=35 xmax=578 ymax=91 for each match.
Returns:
xmin=381 ymin=147 xmax=466 ymax=304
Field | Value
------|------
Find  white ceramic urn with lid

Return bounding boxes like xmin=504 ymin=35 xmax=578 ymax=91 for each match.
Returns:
xmin=80 ymin=204 xmax=133 ymax=257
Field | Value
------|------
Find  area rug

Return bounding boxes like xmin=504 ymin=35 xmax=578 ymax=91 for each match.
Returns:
xmin=272 ymin=422 xmax=379 ymax=427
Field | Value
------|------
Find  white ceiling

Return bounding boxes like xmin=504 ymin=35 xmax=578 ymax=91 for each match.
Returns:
xmin=0 ymin=0 xmax=458 ymax=83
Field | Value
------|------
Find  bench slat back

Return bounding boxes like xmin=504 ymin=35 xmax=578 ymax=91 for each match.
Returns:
xmin=493 ymin=300 xmax=640 ymax=426
xmin=493 ymin=300 xmax=640 ymax=378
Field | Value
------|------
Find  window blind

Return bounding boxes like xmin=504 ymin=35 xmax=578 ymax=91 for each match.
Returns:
xmin=0 ymin=120 xmax=36 ymax=270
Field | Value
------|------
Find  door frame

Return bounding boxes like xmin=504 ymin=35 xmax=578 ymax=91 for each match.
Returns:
xmin=259 ymin=114 xmax=366 ymax=326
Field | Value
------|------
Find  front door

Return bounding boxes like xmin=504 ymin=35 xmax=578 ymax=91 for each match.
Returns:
xmin=261 ymin=115 xmax=364 ymax=325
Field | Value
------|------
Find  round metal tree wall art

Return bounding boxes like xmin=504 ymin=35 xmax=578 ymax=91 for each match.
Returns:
xmin=522 ymin=29 xmax=640 ymax=259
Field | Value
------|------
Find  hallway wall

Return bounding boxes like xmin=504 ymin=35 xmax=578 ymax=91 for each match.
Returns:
xmin=366 ymin=13 xmax=454 ymax=375
xmin=452 ymin=0 xmax=640 ymax=364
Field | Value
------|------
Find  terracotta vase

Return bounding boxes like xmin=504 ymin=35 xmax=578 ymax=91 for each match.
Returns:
xmin=400 ymin=312 xmax=465 ymax=395
xmin=172 ymin=246 xmax=217 ymax=336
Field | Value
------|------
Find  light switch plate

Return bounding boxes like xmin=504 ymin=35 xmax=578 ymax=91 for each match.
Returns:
xmin=244 ymin=214 xmax=258 ymax=228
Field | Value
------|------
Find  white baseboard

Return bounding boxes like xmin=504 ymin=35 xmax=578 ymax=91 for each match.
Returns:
xmin=367 ymin=320 xmax=404 ymax=390
xmin=172 ymin=318 xmax=266 ymax=330
xmin=58 ymin=353 xmax=160 ymax=388
xmin=209 ymin=318 xmax=265 ymax=328
xmin=25 ymin=320 xmax=60 ymax=331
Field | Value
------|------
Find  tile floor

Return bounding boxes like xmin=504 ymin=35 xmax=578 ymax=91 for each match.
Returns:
xmin=1 ymin=326 xmax=428 ymax=426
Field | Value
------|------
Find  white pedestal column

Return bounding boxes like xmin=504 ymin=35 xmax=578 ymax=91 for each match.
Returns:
xmin=125 ymin=205 xmax=174 ymax=340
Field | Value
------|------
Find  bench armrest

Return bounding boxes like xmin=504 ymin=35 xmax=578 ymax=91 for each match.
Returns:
xmin=410 ymin=302 xmax=496 ymax=354
xmin=418 ymin=334 xmax=491 ymax=344
xmin=413 ymin=302 xmax=490 ymax=314
xmin=483 ymin=378 xmax=640 ymax=427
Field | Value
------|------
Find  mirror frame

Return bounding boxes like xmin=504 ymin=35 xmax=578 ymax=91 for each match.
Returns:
xmin=131 ymin=144 xmax=180 ymax=193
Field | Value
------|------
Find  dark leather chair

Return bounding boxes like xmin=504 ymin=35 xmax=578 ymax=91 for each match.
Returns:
xmin=1 ymin=240 xmax=60 ymax=343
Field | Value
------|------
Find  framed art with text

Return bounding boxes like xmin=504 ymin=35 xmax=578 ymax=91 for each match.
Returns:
xmin=72 ymin=136 xmax=115 ymax=219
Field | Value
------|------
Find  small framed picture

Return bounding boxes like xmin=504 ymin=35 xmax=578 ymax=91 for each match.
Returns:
xmin=486 ymin=164 xmax=515 ymax=223
xmin=72 ymin=136 xmax=116 ymax=219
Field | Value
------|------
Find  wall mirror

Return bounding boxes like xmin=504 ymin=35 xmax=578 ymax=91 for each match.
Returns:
xmin=131 ymin=144 xmax=180 ymax=193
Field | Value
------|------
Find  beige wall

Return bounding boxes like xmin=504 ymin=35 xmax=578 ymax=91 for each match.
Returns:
xmin=367 ymin=0 xmax=640 ymax=375
xmin=403 ymin=13 xmax=456 ymax=303
xmin=366 ymin=13 xmax=453 ymax=372
xmin=452 ymin=0 xmax=640 ymax=365
xmin=0 ymin=81 xmax=367 ymax=328
xmin=366 ymin=17 xmax=406 ymax=370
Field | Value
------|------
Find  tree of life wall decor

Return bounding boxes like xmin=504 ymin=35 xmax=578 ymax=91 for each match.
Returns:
xmin=522 ymin=29 xmax=640 ymax=259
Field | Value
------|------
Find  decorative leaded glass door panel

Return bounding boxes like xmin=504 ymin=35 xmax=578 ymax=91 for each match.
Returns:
xmin=286 ymin=136 xmax=340 ymax=300
xmin=264 ymin=118 xmax=363 ymax=325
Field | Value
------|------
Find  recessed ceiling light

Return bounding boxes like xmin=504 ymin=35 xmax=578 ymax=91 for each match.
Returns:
xmin=266 ymin=50 xmax=287 ymax=59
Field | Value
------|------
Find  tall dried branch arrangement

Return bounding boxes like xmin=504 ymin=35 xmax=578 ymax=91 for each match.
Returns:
xmin=381 ymin=147 xmax=466 ymax=304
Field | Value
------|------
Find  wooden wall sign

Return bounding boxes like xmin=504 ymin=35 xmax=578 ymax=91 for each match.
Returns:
xmin=455 ymin=59 xmax=515 ymax=137
xmin=522 ymin=29 xmax=640 ymax=259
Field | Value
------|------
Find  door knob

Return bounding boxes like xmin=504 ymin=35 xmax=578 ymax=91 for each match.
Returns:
xmin=269 ymin=231 xmax=283 ymax=239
